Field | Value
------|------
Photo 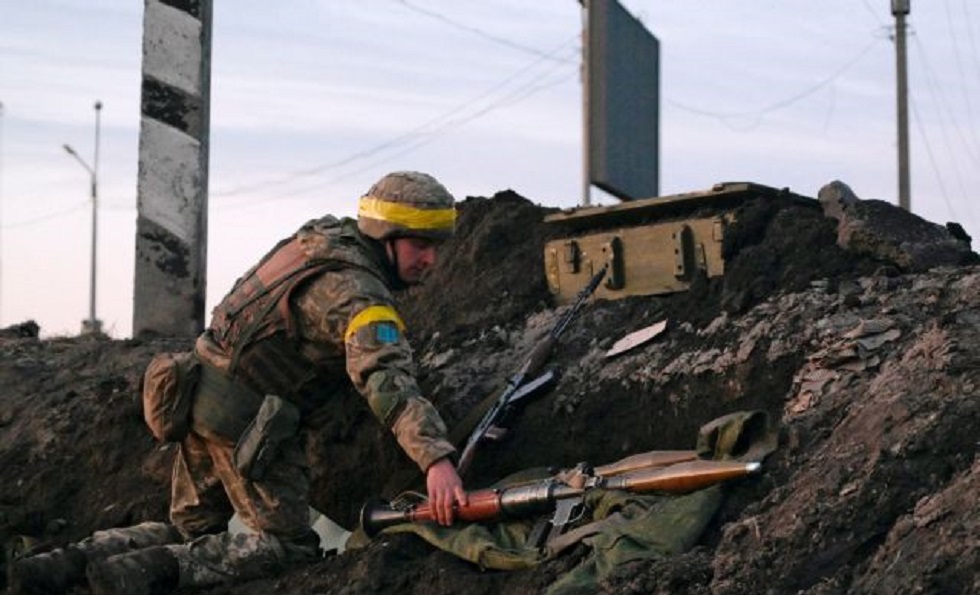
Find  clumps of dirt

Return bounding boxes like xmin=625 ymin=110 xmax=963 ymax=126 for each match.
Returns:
xmin=0 ymin=335 xmax=190 ymax=550
xmin=2 ymin=185 xmax=979 ymax=595
xmin=400 ymin=190 xmax=560 ymax=342
xmin=0 ymin=320 xmax=39 ymax=340
xmin=719 ymin=196 xmax=883 ymax=314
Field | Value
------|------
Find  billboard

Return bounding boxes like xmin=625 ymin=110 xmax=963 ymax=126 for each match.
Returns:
xmin=586 ymin=0 xmax=660 ymax=201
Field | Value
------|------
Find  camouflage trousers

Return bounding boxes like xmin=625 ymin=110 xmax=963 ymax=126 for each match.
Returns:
xmin=165 ymin=429 xmax=321 ymax=587
xmin=69 ymin=523 xmax=302 ymax=590
xmin=63 ymin=521 xmax=181 ymax=560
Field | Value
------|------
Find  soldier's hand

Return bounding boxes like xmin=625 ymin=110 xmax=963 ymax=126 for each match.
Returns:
xmin=426 ymin=457 xmax=467 ymax=526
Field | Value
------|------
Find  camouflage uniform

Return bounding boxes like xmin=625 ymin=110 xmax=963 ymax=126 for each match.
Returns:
xmin=5 ymin=522 xmax=182 ymax=595
xmin=8 ymin=171 xmax=459 ymax=595
xmin=160 ymin=214 xmax=456 ymax=587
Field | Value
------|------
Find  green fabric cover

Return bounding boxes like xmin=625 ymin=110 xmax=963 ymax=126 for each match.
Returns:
xmin=350 ymin=410 xmax=778 ymax=592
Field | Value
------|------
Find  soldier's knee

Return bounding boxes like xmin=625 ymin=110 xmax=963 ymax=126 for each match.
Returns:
xmin=280 ymin=528 xmax=322 ymax=563
xmin=173 ymin=518 xmax=229 ymax=542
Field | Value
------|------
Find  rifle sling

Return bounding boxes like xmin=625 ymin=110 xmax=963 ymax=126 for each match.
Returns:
xmin=543 ymin=511 xmax=627 ymax=558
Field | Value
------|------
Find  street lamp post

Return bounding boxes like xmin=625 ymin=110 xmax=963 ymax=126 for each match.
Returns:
xmin=64 ymin=100 xmax=103 ymax=335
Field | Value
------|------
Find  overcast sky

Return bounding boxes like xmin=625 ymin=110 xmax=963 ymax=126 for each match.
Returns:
xmin=1 ymin=1 xmax=978 ymax=338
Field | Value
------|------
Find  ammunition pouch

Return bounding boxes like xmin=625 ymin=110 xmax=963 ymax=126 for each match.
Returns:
xmin=190 ymin=363 xmax=266 ymax=440
xmin=141 ymin=351 xmax=202 ymax=442
xmin=189 ymin=362 xmax=301 ymax=481
xmin=233 ymin=394 xmax=300 ymax=481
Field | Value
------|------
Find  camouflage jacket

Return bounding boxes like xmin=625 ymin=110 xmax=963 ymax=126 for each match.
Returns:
xmin=195 ymin=216 xmax=455 ymax=472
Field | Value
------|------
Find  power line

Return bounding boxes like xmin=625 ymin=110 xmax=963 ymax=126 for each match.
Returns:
xmin=212 ymin=1 xmax=581 ymax=202
xmin=910 ymin=44 xmax=973 ymax=222
xmin=910 ymin=95 xmax=960 ymax=221
xmin=212 ymin=35 xmax=579 ymax=206
xmin=391 ymin=0 xmax=574 ymax=64
xmin=959 ymin=0 xmax=980 ymax=87
xmin=0 ymin=201 xmax=88 ymax=230
xmin=668 ymin=35 xmax=885 ymax=130
xmin=943 ymin=0 xmax=980 ymax=161
xmin=211 ymin=21 xmax=578 ymax=199
xmin=276 ymin=69 xmax=576 ymax=199
xmin=862 ymin=0 xmax=888 ymax=27
xmin=217 ymin=55 xmax=577 ymax=210
xmin=912 ymin=33 xmax=980 ymax=168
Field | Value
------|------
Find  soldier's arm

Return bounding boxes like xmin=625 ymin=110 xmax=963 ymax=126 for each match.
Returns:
xmin=343 ymin=300 xmax=457 ymax=472
xmin=296 ymin=270 xmax=456 ymax=473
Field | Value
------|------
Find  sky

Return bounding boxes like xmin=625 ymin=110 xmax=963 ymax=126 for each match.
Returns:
xmin=1 ymin=1 xmax=978 ymax=339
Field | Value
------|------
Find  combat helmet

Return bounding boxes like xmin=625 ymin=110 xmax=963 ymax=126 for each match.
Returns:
xmin=357 ymin=171 xmax=457 ymax=242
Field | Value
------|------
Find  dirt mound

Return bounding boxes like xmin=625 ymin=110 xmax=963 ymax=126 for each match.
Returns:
xmin=1 ymin=187 xmax=978 ymax=595
xmin=401 ymin=190 xmax=561 ymax=339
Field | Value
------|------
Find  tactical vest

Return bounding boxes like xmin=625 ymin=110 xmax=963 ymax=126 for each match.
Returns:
xmin=206 ymin=218 xmax=388 ymax=410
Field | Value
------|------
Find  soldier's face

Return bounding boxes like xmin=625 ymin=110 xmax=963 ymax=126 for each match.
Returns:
xmin=389 ymin=237 xmax=438 ymax=284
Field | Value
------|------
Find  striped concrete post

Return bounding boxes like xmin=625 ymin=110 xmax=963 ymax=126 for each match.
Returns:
xmin=133 ymin=0 xmax=212 ymax=337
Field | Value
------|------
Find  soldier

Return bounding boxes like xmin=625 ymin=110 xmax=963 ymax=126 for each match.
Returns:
xmin=8 ymin=171 xmax=467 ymax=594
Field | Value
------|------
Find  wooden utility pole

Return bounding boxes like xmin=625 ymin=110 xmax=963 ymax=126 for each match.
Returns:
xmin=892 ymin=0 xmax=911 ymax=211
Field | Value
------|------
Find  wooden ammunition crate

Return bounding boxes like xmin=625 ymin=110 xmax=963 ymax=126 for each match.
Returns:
xmin=543 ymin=182 xmax=816 ymax=304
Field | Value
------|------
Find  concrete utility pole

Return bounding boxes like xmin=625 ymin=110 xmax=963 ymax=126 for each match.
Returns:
xmin=892 ymin=0 xmax=911 ymax=211
xmin=63 ymin=100 xmax=103 ymax=335
xmin=133 ymin=0 xmax=213 ymax=337
xmin=0 ymin=100 xmax=4 ymax=326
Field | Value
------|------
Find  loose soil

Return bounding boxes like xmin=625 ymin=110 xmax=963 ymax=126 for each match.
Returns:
xmin=1 ymin=187 xmax=978 ymax=595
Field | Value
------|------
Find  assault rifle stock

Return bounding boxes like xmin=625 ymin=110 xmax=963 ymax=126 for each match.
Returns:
xmin=455 ymin=265 xmax=608 ymax=476
xmin=361 ymin=457 xmax=761 ymax=538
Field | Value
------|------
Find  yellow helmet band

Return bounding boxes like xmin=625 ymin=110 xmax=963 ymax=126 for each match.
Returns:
xmin=358 ymin=196 xmax=456 ymax=232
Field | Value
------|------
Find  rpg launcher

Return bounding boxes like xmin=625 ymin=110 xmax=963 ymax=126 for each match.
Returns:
xmin=361 ymin=452 xmax=761 ymax=540
xmin=454 ymin=265 xmax=608 ymax=476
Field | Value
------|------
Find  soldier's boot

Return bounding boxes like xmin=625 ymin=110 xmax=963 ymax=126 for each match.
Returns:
xmin=7 ymin=521 xmax=182 ymax=595
xmin=86 ymin=546 xmax=179 ymax=595
xmin=6 ymin=545 xmax=88 ymax=595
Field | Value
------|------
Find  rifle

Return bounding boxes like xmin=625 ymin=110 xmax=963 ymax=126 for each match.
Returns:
xmin=454 ymin=265 xmax=608 ymax=476
xmin=361 ymin=457 xmax=761 ymax=539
